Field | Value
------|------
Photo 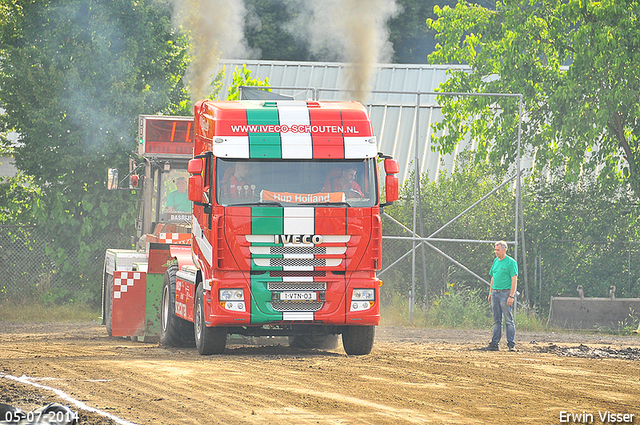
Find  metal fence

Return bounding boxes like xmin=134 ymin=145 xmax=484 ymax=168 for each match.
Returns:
xmin=2 ymin=223 xmax=638 ymax=315
xmin=380 ymin=215 xmax=640 ymax=315
xmin=0 ymin=225 xmax=130 ymax=305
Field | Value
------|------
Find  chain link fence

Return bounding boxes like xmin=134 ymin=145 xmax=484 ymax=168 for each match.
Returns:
xmin=380 ymin=215 xmax=640 ymax=316
xmin=0 ymin=225 xmax=131 ymax=305
xmin=380 ymin=214 xmax=491 ymax=309
xmin=2 ymin=221 xmax=638 ymax=315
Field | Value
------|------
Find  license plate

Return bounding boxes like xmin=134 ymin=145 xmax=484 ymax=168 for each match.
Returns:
xmin=279 ymin=291 xmax=317 ymax=301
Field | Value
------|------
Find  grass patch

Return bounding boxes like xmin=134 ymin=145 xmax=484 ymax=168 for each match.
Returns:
xmin=381 ymin=285 xmax=492 ymax=328
xmin=515 ymin=306 xmax=551 ymax=332
xmin=382 ymin=286 xmax=552 ymax=332
xmin=0 ymin=300 xmax=101 ymax=322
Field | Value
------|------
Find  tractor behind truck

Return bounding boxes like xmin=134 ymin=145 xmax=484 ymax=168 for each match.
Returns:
xmin=102 ymin=115 xmax=194 ymax=339
xmin=103 ymin=99 xmax=399 ymax=355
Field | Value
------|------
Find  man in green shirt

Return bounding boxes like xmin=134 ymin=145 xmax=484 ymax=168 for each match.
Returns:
xmin=166 ymin=177 xmax=191 ymax=212
xmin=481 ymin=240 xmax=518 ymax=352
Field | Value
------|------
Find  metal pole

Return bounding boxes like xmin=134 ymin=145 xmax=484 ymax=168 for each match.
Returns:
xmin=428 ymin=174 xmax=516 ymax=238
xmin=382 ymin=212 xmax=492 ymax=287
xmin=514 ymin=95 xmax=523 ymax=317
xmin=516 ymin=95 xmax=529 ymax=307
xmin=410 ymin=93 xmax=421 ymax=323
xmin=416 ymin=93 xmax=429 ymax=308
xmin=629 ymin=247 xmax=632 ymax=295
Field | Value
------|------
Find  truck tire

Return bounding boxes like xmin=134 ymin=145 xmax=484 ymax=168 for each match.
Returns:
xmin=160 ymin=265 xmax=194 ymax=347
xmin=289 ymin=334 xmax=340 ymax=350
xmin=195 ymin=283 xmax=227 ymax=355
xmin=341 ymin=325 xmax=375 ymax=355
xmin=105 ymin=273 xmax=113 ymax=337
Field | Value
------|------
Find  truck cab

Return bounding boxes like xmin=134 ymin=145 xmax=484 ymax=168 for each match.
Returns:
xmin=161 ymin=100 xmax=399 ymax=355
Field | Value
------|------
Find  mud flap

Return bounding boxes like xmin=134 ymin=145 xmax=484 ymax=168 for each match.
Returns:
xmin=111 ymin=271 xmax=147 ymax=337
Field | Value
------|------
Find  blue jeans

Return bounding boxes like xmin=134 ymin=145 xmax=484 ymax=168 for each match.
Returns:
xmin=491 ymin=290 xmax=515 ymax=348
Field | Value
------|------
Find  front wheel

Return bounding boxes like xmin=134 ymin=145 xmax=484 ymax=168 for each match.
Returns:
xmin=160 ymin=265 xmax=194 ymax=347
xmin=342 ymin=326 xmax=375 ymax=355
xmin=195 ymin=284 xmax=227 ymax=355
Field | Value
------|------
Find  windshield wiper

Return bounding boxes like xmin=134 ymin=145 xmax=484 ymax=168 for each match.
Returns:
xmin=230 ymin=201 xmax=284 ymax=207
xmin=304 ymin=202 xmax=352 ymax=207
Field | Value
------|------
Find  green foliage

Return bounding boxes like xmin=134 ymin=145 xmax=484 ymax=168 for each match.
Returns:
xmin=382 ymin=156 xmax=640 ymax=317
xmin=0 ymin=172 xmax=40 ymax=224
xmin=243 ymin=0 xmax=310 ymax=61
xmin=387 ymin=0 xmax=459 ymax=63
xmin=226 ymin=64 xmax=271 ymax=101
xmin=242 ymin=0 xmax=463 ymax=64
xmin=383 ymin=152 xmax=513 ymax=305
xmin=424 ymin=284 xmax=492 ymax=328
xmin=515 ymin=306 xmax=551 ymax=332
xmin=523 ymin=166 xmax=640 ymax=305
xmin=427 ymin=0 xmax=640 ymax=198
xmin=0 ymin=0 xmax=189 ymax=305
xmin=0 ymin=299 xmax=101 ymax=322
xmin=382 ymin=284 xmax=551 ymax=330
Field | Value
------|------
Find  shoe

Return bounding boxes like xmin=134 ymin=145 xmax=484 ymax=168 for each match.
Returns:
xmin=508 ymin=346 xmax=517 ymax=352
xmin=479 ymin=344 xmax=499 ymax=351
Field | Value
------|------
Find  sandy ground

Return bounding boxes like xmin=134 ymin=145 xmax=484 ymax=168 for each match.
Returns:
xmin=1 ymin=322 xmax=640 ymax=425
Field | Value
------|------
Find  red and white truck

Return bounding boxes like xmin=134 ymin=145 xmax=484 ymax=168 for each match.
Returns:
xmin=103 ymin=100 xmax=399 ymax=355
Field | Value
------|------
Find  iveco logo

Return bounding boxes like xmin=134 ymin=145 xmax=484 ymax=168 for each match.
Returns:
xmin=275 ymin=234 xmax=323 ymax=245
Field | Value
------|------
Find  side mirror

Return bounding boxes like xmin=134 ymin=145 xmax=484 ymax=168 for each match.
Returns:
xmin=188 ymin=158 xmax=203 ymax=174
xmin=188 ymin=175 xmax=204 ymax=203
xmin=385 ymin=175 xmax=399 ymax=203
xmin=381 ymin=158 xmax=399 ymax=206
xmin=384 ymin=158 xmax=399 ymax=174
xmin=188 ymin=158 xmax=205 ymax=203
xmin=107 ymin=168 xmax=119 ymax=190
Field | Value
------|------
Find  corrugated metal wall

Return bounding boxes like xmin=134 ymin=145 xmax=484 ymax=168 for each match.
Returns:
xmin=217 ymin=60 xmax=475 ymax=183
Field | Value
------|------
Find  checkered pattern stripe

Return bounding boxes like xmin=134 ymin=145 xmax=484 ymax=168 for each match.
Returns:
xmin=158 ymin=233 xmax=192 ymax=244
xmin=113 ymin=272 xmax=143 ymax=299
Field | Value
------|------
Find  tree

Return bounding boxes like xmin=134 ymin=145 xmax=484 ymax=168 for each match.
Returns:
xmin=0 ymin=0 xmax=189 ymax=302
xmin=387 ymin=0 xmax=459 ymax=63
xmin=242 ymin=0 xmax=464 ymax=64
xmin=226 ymin=64 xmax=271 ymax=101
xmin=523 ymin=166 xmax=640 ymax=304
xmin=383 ymin=153 xmax=514 ymax=305
xmin=0 ymin=172 xmax=40 ymax=225
xmin=243 ymin=0 xmax=310 ymax=62
xmin=426 ymin=0 xmax=640 ymax=198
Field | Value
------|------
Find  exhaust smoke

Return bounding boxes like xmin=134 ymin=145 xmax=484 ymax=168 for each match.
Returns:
xmin=288 ymin=0 xmax=399 ymax=102
xmin=171 ymin=0 xmax=252 ymax=104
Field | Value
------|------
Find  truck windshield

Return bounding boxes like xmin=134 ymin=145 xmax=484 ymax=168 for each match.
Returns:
xmin=149 ymin=163 xmax=191 ymax=227
xmin=216 ymin=158 xmax=378 ymax=207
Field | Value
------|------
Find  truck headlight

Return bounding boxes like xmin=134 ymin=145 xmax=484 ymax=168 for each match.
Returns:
xmin=350 ymin=289 xmax=375 ymax=311
xmin=352 ymin=289 xmax=374 ymax=301
xmin=219 ymin=289 xmax=244 ymax=301
xmin=219 ymin=289 xmax=245 ymax=311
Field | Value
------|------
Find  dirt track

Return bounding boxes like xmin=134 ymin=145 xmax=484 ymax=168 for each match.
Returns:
xmin=1 ymin=322 xmax=640 ymax=425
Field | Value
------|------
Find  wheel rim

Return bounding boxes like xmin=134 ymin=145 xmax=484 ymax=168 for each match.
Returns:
xmin=195 ymin=300 xmax=202 ymax=343
xmin=162 ymin=285 xmax=169 ymax=331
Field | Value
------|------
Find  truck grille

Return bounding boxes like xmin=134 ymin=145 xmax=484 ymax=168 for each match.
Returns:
xmin=250 ymin=246 xmax=346 ymax=255
xmin=270 ymin=271 xmax=326 ymax=277
xmin=246 ymin=234 xmax=350 ymax=270
xmin=267 ymin=282 xmax=327 ymax=291
xmin=253 ymin=258 xmax=342 ymax=268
